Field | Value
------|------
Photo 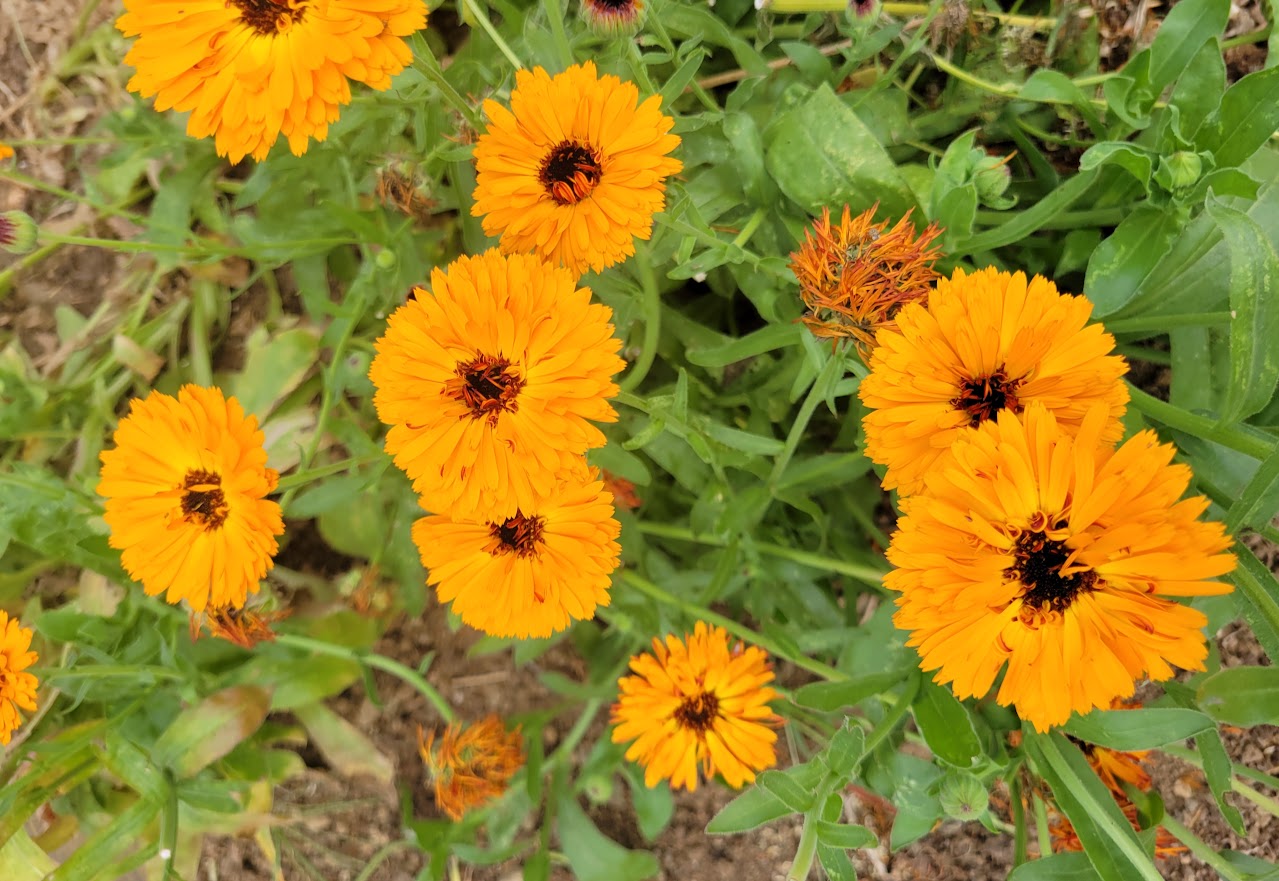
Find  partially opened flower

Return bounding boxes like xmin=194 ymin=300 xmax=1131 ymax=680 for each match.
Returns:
xmin=887 ymin=404 xmax=1236 ymax=732
xmin=472 ymin=62 xmax=682 ymax=277
xmin=117 ymin=0 xmax=427 ymax=163
xmin=790 ymin=205 xmax=941 ymax=361
xmin=98 ymin=385 xmax=284 ymax=612
xmin=370 ymin=250 xmax=625 ymax=520
xmin=419 ymin=715 xmax=525 ymax=820
xmin=0 ymin=611 xmax=39 ymax=746
xmin=611 ymin=622 xmax=779 ymax=791
xmin=412 ymin=468 xmax=620 ymax=638
xmin=859 ymin=266 xmax=1129 ymax=495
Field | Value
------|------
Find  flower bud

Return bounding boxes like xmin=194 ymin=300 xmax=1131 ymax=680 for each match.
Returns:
xmin=579 ymin=0 xmax=646 ymax=36
xmin=1163 ymin=151 xmax=1203 ymax=191
xmin=938 ymin=771 xmax=988 ymax=822
xmin=0 ymin=211 xmax=38 ymax=255
xmin=972 ymin=153 xmax=1012 ymax=203
xmin=375 ymin=248 xmax=398 ymax=270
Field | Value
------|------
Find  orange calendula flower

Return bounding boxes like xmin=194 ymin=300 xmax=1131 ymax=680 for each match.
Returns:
xmin=117 ymin=0 xmax=427 ymax=163
xmin=412 ymin=469 xmax=621 ymax=638
xmin=1050 ymin=802 xmax=1185 ymax=857
xmin=611 ymin=622 xmax=779 ymax=791
xmin=98 ymin=385 xmax=284 ymax=613
xmin=418 ymin=715 xmax=524 ymax=820
xmin=0 ymin=143 xmax=14 ymax=161
xmin=1 ymin=611 xmax=39 ymax=746
xmin=887 ymin=404 xmax=1236 ymax=732
xmin=471 ymin=61 xmax=682 ymax=277
xmin=370 ymin=250 xmax=625 ymax=520
xmin=790 ymin=205 xmax=941 ymax=361
xmin=601 ymin=470 xmax=641 ymax=510
xmin=859 ymin=266 xmax=1129 ymax=496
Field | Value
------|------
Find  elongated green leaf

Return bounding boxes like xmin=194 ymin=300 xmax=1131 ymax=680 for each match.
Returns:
xmin=793 ymin=669 xmax=910 ymax=711
xmin=960 ymin=169 xmax=1098 ymax=253
xmin=1079 ymin=143 xmax=1154 ymax=192
xmin=48 ymin=796 xmax=161 ymax=881
xmin=153 ymin=685 xmax=271 ymax=777
xmin=1085 ymin=205 xmax=1184 ymax=317
xmin=817 ymin=843 xmax=858 ymax=881
xmin=1146 ymin=0 xmax=1229 ymax=94
xmin=557 ymin=792 xmax=659 ymax=881
xmin=1196 ymin=728 xmax=1248 ymax=834
xmin=294 ymin=702 xmax=394 ymax=783
xmin=757 ymin=769 xmax=817 ymax=813
xmin=686 ymin=324 xmax=801 ymax=368
xmin=1205 ymin=202 xmax=1279 ymax=422
xmin=1062 ymin=708 xmax=1214 ymax=750
xmin=0 ymin=829 xmax=57 ymax=881
xmin=705 ymin=785 xmax=791 ymax=834
xmin=765 ymin=84 xmax=917 ymax=219
xmin=1197 ymin=666 xmax=1279 ymax=726
xmin=1228 ymin=544 xmax=1279 ymax=661
xmin=1008 ymin=852 xmax=1103 ymax=881
xmin=913 ymin=680 xmax=982 ymax=768
xmin=1196 ymin=67 xmax=1279 ymax=168
xmin=1168 ymin=39 xmax=1227 ymax=138
xmin=1224 ymin=445 xmax=1279 ymax=533
xmin=815 ymin=821 xmax=877 ymax=849
xmin=1026 ymin=731 xmax=1163 ymax=881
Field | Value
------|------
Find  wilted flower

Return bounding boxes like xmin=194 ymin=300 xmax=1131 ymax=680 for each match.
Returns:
xmin=789 ymin=205 xmax=941 ymax=361
xmin=418 ymin=716 xmax=525 ymax=820
xmin=601 ymin=470 xmax=642 ymax=510
xmin=375 ymin=164 xmax=435 ymax=225
xmin=1050 ymin=801 xmax=1185 ymax=857
xmin=191 ymin=604 xmax=287 ymax=649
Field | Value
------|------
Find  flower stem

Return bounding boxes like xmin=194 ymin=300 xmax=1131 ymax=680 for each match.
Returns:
xmin=1126 ymin=385 xmax=1275 ymax=461
xmin=274 ymin=634 xmax=455 ymax=722
xmin=1159 ymin=813 xmax=1249 ymax=881
xmin=620 ymin=570 xmax=848 ymax=682
xmin=620 ymin=241 xmax=662 ymax=393
xmin=410 ymin=41 xmax=483 ymax=131
xmin=769 ymin=352 xmax=845 ymax=487
xmin=786 ymin=812 xmax=820 ymax=881
xmin=636 ymin=522 xmax=887 ymax=588
xmin=542 ymin=0 xmax=575 ymax=69
xmin=463 ymin=0 xmax=526 ymax=71
xmin=274 ymin=454 xmax=385 ymax=493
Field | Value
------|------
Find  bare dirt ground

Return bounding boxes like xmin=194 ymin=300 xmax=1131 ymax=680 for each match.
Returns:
xmin=3 ymin=1 xmax=1276 ymax=880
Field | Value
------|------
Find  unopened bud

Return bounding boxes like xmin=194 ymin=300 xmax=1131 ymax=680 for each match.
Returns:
xmin=938 ymin=771 xmax=988 ymax=822
xmin=0 ymin=211 xmax=38 ymax=255
xmin=375 ymin=249 xmax=398 ymax=270
xmin=972 ymin=153 xmax=1012 ymax=203
xmin=1163 ymin=151 xmax=1203 ymax=191
xmin=580 ymin=0 xmax=646 ymax=36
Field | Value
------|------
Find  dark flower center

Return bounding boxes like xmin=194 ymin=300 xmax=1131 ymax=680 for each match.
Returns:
xmin=673 ymin=691 xmax=720 ymax=733
xmin=952 ymin=368 xmax=1023 ymax=426
xmin=181 ymin=469 xmax=229 ymax=531
xmin=229 ymin=0 xmax=307 ymax=35
xmin=488 ymin=513 xmax=546 ymax=558
xmin=1010 ymin=528 xmax=1096 ymax=613
xmin=448 ymin=354 xmax=524 ymax=425
xmin=588 ymin=0 xmax=638 ymax=10
xmin=539 ymin=141 xmax=602 ymax=205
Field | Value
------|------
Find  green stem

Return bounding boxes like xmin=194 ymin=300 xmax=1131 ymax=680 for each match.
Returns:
xmin=39 ymin=232 xmax=351 ymax=258
xmin=274 ymin=454 xmax=385 ymax=493
xmin=635 ymin=522 xmax=887 ymax=588
xmin=620 ymin=570 xmax=847 ymax=682
xmin=410 ymin=41 xmax=482 ymax=131
xmin=862 ymin=673 xmax=920 ymax=755
xmin=274 ymin=634 xmax=455 ymax=722
xmin=769 ymin=353 xmax=844 ymax=486
xmin=542 ymin=0 xmax=575 ymax=69
xmin=620 ymin=241 xmax=662 ymax=393
xmin=1127 ymin=385 xmax=1275 ymax=461
xmin=1221 ymin=25 xmax=1272 ymax=50
xmin=1231 ymin=778 xmax=1279 ymax=820
xmin=731 ymin=208 xmax=767 ymax=249
xmin=1159 ymin=813 xmax=1249 ymax=881
xmin=1104 ymin=312 xmax=1232 ymax=335
xmin=1010 ymin=774 xmax=1029 ymax=866
xmin=462 ymin=0 xmax=526 ymax=70
xmin=786 ymin=813 xmax=820 ymax=881
xmin=1033 ymin=795 xmax=1053 ymax=858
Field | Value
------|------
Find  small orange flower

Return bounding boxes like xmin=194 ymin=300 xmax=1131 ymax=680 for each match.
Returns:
xmin=0 ymin=143 xmax=14 ymax=161
xmin=1 ymin=610 xmax=39 ymax=745
xmin=789 ymin=205 xmax=941 ymax=361
xmin=418 ymin=716 xmax=525 ymax=820
xmin=1049 ymin=802 xmax=1184 ymax=857
xmin=601 ymin=470 xmax=642 ymax=510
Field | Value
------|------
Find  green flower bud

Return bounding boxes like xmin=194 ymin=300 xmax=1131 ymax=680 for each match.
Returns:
xmin=374 ymin=249 xmax=398 ymax=270
xmin=972 ymin=153 xmax=1013 ymax=203
xmin=1163 ymin=151 xmax=1203 ymax=191
xmin=580 ymin=0 xmax=646 ymax=37
xmin=938 ymin=771 xmax=988 ymax=822
xmin=0 ymin=211 xmax=38 ymax=255
xmin=582 ymin=772 xmax=614 ymax=804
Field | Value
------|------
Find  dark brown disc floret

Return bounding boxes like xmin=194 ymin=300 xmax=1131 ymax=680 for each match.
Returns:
xmin=487 ymin=512 xmax=547 ymax=559
xmin=673 ymin=691 xmax=720 ymax=734
xmin=1010 ymin=528 xmax=1096 ymax=614
xmin=181 ymin=469 xmax=229 ymax=531
xmin=539 ymin=140 xmax=603 ymax=205
xmin=952 ymin=368 xmax=1023 ymax=427
xmin=447 ymin=354 xmax=524 ymax=425
xmin=229 ymin=0 xmax=306 ymax=35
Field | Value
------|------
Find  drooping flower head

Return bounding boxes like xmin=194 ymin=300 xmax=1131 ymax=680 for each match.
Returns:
xmin=418 ymin=715 xmax=525 ymax=820
xmin=0 ymin=611 xmax=39 ymax=746
xmin=412 ymin=469 xmax=621 ymax=638
xmin=887 ymin=404 xmax=1236 ymax=732
xmin=471 ymin=62 xmax=682 ymax=277
xmin=789 ymin=205 xmax=941 ymax=361
xmin=859 ymin=266 xmax=1129 ymax=496
xmin=370 ymin=250 xmax=625 ymax=520
xmin=117 ymin=0 xmax=428 ymax=163
xmin=98 ymin=385 xmax=284 ymax=612
xmin=611 ymin=622 xmax=779 ymax=791
xmin=191 ymin=604 xmax=287 ymax=649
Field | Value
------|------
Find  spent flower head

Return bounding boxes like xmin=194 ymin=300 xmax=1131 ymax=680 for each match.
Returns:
xmin=418 ymin=716 xmax=525 ymax=820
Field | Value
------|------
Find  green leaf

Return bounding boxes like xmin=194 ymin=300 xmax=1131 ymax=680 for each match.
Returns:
xmin=228 ymin=327 xmax=320 ymax=422
xmin=1205 ymin=201 xmax=1279 ymax=422
xmin=1026 ymin=731 xmax=1164 ymax=881
xmin=233 ymin=654 xmax=362 ymax=711
xmin=1228 ymin=544 xmax=1279 ymax=661
xmin=1197 ymin=666 xmax=1279 ymax=726
xmin=1167 ymin=39 xmax=1227 ymax=138
xmin=686 ymin=323 xmax=801 ymax=367
xmin=757 ymin=769 xmax=817 ymax=813
xmin=1085 ymin=204 xmax=1184 ymax=317
xmin=1224 ymin=445 xmax=1279 ymax=534
xmin=1007 ymin=852 xmax=1103 ymax=881
xmin=706 ymin=784 xmax=791 ymax=834
xmin=1063 ymin=708 xmax=1214 ymax=750
xmin=1146 ymin=0 xmax=1229 ymax=94
xmin=0 ymin=829 xmax=58 ymax=881
xmin=824 ymin=722 xmax=867 ymax=780
xmin=764 ymin=84 xmax=917 ymax=219
xmin=294 ymin=702 xmax=394 ymax=783
xmin=793 ymin=669 xmax=910 ymax=711
xmin=959 ymin=168 xmax=1098 ymax=253
xmin=46 ymin=796 xmax=161 ymax=881
xmin=1196 ymin=67 xmax=1279 ymax=168
xmin=1079 ymin=143 xmax=1154 ymax=193
xmin=817 ymin=843 xmax=858 ymax=881
xmin=1197 ymin=727 xmax=1248 ymax=834
xmin=722 ymin=112 xmax=768 ymax=204
xmin=624 ymin=769 xmax=674 ymax=841
xmin=557 ymin=791 xmax=660 ymax=881
xmin=152 ymin=685 xmax=271 ymax=777
xmin=815 ymin=821 xmax=877 ymax=849
xmin=912 ymin=680 xmax=983 ymax=768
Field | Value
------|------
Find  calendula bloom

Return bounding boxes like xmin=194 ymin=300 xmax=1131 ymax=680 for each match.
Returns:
xmin=0 ymin=143 xmax=13 ymax=161
xmin=887 ymin=404 xmax=1236 ymax=732
xmin=0 ymin=611 xmax=39 ymax=746
xmin=611 ymin=622 xmax=779 ymax=791
xmin=98 ymin=385 xmax=284 ymax=612
xmin=117 ymin=0 xmax=427 ymax=163
xmin=370 ymin=250 xmax=625 ymax=520
xmin=191 ymin=604 xmax=286 ymax=648
xmin=471 ymin=62 xmax=682 ymax=277
xmin=1050 ymin=802 xmax=1185 ymax=857
xmin=790 ymin=205 xmax=941 ymax=361
xmin=1071 ymin=699 xmax=1152 ymax=797
xmin=859 ymin=266 xmax=1129 ymax=496
xmin=412 ymin=469 xmax=621 ymax=638
xmin=418 ymin=716 xmax=524 ymax=820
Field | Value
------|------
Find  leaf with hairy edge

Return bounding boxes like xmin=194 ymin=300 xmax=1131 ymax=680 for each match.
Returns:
xmin=913 ymin=679 xmax=983 ymax=768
